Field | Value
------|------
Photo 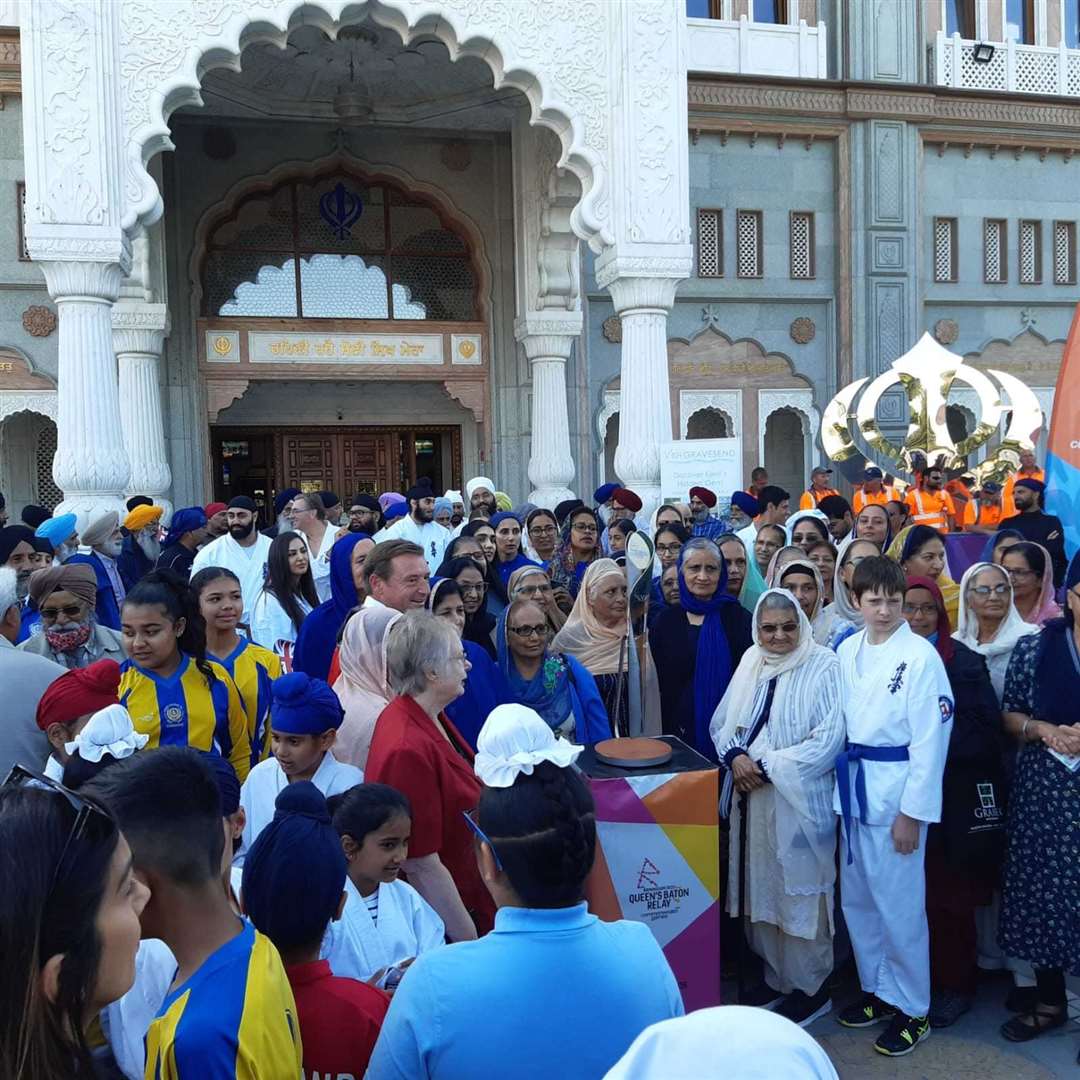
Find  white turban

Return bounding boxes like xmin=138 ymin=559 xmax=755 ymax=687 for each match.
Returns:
xmin=474 ymin=704 xmax=582 ymax=788
xmin=65 ymin=703 xmax=148 ymax=763
xmin=604 ymin=1006 xmax=838 ymax=1080
xmin=444 ymin=489 xmax=464 ymax=507
xmin=466 ymin=477 xmax=495 ymax=501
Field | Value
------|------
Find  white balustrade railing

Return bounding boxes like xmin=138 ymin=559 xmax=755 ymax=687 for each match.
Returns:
xmin=930 ymin=31 xmax=1080 ymax=96
xmin=686 ymin=16 xmax=828 ymax=80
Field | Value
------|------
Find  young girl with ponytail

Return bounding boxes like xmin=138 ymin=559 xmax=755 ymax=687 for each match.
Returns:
xmin=366 ymin=703 xmax=684 ymax=1080
xmin=118 ymin=569 xmax=251 ymax=780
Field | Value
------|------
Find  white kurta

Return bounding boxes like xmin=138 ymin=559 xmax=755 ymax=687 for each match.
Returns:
xmin=248 ymin=588 xmax=310 ymax=652
xmin=100 ymin=938 xmax=176 ymax=1080
xmin=190 ymin=533 xmax=273 ymax=625
xmin=236 ymin=751 xmax=363 ymax=865
xmin=384 ymin=515 xmax=450 ymax=574
xmin=834 ymin=620 xmax=953 ymax=1018
xmin=322 ymin=876 xmax=445 ymax=986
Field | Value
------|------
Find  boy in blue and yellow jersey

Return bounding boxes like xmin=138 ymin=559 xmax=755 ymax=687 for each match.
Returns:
xmin=119 ymin=572 xmax=251 ymax=780
xmin=87 ymin=747 xmax=302 ymax=1079
xmin=193 ymin=566 xmax=283 ymax=770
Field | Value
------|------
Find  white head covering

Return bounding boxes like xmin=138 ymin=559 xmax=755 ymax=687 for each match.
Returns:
xmin=65 ymin=703 xmax=148 ymax=762
xmin=786 ymin=507 xmax=831 ymax=545
xmin=954 ymin=562 xmax=1036 ymax=653
xmin=603 ymin=1005 xmax=838 ymax=1080
xmin=474 ymin=704 xmax=583 ymax=788
xmin=466 ymin=477 xmax=495 ymax=501
xmin=444 ymin=489 xmax=464 ymax=507
xmin=831 ymin=535 xmax=872 ymax=628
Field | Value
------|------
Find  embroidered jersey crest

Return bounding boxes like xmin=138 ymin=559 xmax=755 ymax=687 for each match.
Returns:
xmin=939 ymin=695 xmax=954 ymax=723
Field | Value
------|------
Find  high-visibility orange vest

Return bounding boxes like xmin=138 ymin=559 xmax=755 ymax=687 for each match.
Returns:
xmin=904 ymin=488 xmax=955 ymax=533
xmin=799 ymin=487 xmax=839 ymax=510
xmin=852 ymin=487 xmax=896 ymax=513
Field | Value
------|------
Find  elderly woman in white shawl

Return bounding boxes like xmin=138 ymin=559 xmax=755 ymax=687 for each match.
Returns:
xmin=709 ymin=588 xmax=845 ymax=1026
xmin=953 ymin=561 xmax=1038 ymax=704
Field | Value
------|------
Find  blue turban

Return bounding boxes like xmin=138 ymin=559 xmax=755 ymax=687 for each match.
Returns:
xmin=35 ymin=513 xmax=77 ymax=548
xmin=434 ymin=496 xmax=452 ymax=516
xmin=162 ymin=506 xmax=208 ymax=549
xmin=730 ymin=491 xmax=758 ymax=518
xmin=271 ymin=671 xmax=344 ymax=735
xmin=489 ymin=511 xmax=520 ymax=529
xmin=383 ymin=500 xmax=407 ymax=523
xmin=200 ymin=751 xmax=240 ymax=816
xmin=594 ymin=483 xmax=618 ymax=506
xmin=241 ymin=782 xmax=347 ymax=950
xmin=274 ymin=487 xmax=302 ymax=516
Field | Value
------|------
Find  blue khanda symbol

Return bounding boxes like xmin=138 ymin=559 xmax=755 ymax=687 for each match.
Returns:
xmin=319 ymin=182 xmax=363 ymax=240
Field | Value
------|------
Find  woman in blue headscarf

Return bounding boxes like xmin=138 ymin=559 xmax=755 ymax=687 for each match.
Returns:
xmin=292 ymin=532 xmax=373 ymax=682
xmin=427 ymin=577 xmax=509 ymax=750
xmin=981 ymin=527 xmax=1026 ymax=566
xmin=648 ymin=537 xmax=753 ymax=759
xmin=490 ymin=511 xmax=540 ymax=586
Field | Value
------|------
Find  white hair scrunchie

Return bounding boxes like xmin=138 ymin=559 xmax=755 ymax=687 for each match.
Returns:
xmin=64 ymin=703 xmax=149 ymax=763
xmin=474 ymin=704 xmax=583 ymax=788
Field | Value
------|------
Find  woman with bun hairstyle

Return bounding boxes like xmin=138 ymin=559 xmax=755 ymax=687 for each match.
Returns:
xmin=366 ymin=704 xmax=684 ymax=1080
xmin=118 ymin=569 xmax=251 ymax=780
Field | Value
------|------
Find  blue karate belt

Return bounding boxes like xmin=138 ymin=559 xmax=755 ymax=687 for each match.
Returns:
xmin=836 ymin=742 xmax=909 ymax=864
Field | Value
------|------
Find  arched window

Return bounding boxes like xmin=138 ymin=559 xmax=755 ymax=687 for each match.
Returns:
xmin=686 ymin=407 xmax=731 ymax=439
xmin=201 ymin=172 xmax=478 ymax=321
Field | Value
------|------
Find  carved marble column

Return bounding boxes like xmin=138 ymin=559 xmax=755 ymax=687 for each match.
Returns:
xmin=38 ymin=260 xmax=132 ymax=523
xmin=597 ymin=269 xmax=684 ymax=518
xmin=515 ymin=314 xmax=581 ymax=507
xmin=113 ymin=302 xmax=172 ymax=518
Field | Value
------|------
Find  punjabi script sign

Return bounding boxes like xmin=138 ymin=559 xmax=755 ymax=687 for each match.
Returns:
xmin=246 ymin=332 xmax=444 ymax=365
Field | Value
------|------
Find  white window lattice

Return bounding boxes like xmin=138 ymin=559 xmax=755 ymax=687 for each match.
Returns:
xmin=789 ymin=212 xmax=814 ymax=279
xmin=697 ymin=208 xmax=722 ymax=278
xmin=984 ymin=219 xmax=1006 ymax=283
xmin=1019 ymin=220 xmax=1041 ymax=284
xmin=736 ymin=210 xmax=761 ymax=278
xmin=1053 ymin=221 xmax=1075 ymax=285
xmin=933 ymin=218 xmax=956 ymax=283
xmin=958 ymin=44 xmax=1007 ymax=90
xmin=35 ymin=423 xmax=62 ymax=510
xmin=1013 ymin=50 xmax=1057 ymax=95
xmin=1068 ymin=53 xmax=1080 ymax=96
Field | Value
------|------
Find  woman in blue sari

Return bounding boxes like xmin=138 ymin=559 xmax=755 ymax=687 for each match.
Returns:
xmin=427 ymin=577 xmax=510 ymax=750
xmin=292 ymin=531 xmax=373 ymax=681
xmin=497 ymin=596 xmax=610 ymax=744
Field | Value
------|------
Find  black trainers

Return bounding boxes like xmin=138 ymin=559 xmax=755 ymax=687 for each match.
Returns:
xmin=738 ymin=982 xmax=784 ymax=1009
xmin=874 ymin=1012 xmax=931 ymax=1056
xmin=836 ymin=993 xmax=896 ymax=1028
xmin=776 ymin=985 xmax=833 ymax=1028
xmin=928 ymin=989 xmax=972 ymax=1028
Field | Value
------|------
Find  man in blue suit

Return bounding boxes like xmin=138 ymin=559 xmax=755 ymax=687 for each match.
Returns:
xmin=67 ymin=510 xmax=126 ymax=630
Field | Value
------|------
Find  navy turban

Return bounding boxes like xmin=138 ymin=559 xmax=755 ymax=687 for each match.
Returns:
xmin=731 ymin=491 xmax=759 ymax=518
xmin=241 ymin=782 xmax=347 ymax=950
xmin=201 ymin=751 xmax=241 ymax=816
xmin=274 ymin=488 xmax=302 ymax=516
xmin=271 ymin=671 xmax=344 ymax=735
xmin=162 ymin=506 xmax=207 ymax=549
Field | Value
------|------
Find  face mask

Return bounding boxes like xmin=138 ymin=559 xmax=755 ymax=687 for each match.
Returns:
xmin=45 ymin=621 xmax=92 ymax=653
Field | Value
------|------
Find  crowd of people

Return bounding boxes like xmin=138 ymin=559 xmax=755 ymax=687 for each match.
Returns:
xmin=0 ymin=453 xmax=1076 ymax=1078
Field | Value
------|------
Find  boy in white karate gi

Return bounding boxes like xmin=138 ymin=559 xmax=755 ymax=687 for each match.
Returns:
xmin=833 ymin=557 xmax=952 ymax=1056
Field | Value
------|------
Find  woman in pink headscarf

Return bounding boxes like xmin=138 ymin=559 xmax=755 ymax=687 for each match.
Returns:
xmin=1000 ymin=541 xmax=1061 ymax=626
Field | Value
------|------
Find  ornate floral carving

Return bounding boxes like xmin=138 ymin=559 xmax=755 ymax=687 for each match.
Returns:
xmin=934 ymin=318 xmax=959 ymax=345
xmin=0 ymin=391 xmax=59 ymax=424
xmin=440 ymin=141 xmax=471 ymax=172
xmin=601 ymin=315 xmax=623 ymax=343
xmin=21 ymin=305 xmax=58 ymax=338
xmin=206 ymin=378 xmax=250 ymax=422
xmin=679 ymin=390 xmax=741 ymax=438
xmin=442 ymin=379 xmax=486 ymax=423
xmin=789 ymin=317 xmax=816 ymax=345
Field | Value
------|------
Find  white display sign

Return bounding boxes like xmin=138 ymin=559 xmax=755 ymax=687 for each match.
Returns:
xmin=247 ymin=331 xmax=444 ymax=364
xmin=659 ymin=439 xmax=743 ymax=511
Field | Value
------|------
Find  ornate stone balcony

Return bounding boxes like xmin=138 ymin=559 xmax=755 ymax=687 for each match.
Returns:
xmin=930 ymin=32 xmax=1080 ymax=96
xmin=686 ymin=15 xmax=828 ymax=80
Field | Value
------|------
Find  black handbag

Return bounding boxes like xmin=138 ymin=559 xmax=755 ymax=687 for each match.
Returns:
xmin=940 ymin=762 xmax=1007 ymax=866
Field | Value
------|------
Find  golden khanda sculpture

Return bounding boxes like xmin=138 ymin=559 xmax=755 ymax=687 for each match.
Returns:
xmin=822 ymin=332 xmax=1044 ymax=486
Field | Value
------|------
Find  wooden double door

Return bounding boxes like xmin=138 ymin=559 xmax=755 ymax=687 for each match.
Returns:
xmin=211 ymin=426 xmax=461 ymax=522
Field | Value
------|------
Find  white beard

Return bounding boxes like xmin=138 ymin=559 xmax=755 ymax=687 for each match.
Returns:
xmin=136 ymin=532 xmax=161 ymax=562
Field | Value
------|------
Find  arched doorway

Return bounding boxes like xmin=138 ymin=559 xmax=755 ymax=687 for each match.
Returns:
xmin=763 ymin=409 xmax=805 ymax=500
xmin=686 ymin=408 xmax=731 ymax=440
xmin=0 ymin=411 xmax=60 ymax=511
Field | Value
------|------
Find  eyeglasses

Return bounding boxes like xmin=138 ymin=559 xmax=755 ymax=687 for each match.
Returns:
xmin=902 ymin=603 xmax=938 ymax=617
xmin=530 ymin=525 xmax=557 ymax=537
xmin=759 ymin=621 xmax=798 ymax=636
xmin=1005 ymin=567 xmax=1036 ymax=579
xmin=462 ymin=808 xmax=502 ymax=870
xmin=509 ymin=623 xmax=548 ymax=638
xmin=656 ymin=543 xmax=683 ymax=556
xmin=517 ymin=583 xmax=552 ymax=596
xmin=349 ymin=509 xmax=373 ymax=517
xmin=970 ymin=584 xmax=1009 ymax=597
xmin=40 ymin=603 xmax=86 ymax=620
xmin=2 ymin=764 xmax=115 ymax=895
xmin=571 ymin=523 xmax=597 ymax=534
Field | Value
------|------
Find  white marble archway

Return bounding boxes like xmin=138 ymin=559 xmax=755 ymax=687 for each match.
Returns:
xmin=758 ymin=388 xmax=820 ymax=492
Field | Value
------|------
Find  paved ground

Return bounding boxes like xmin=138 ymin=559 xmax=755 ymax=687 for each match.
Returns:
xmin=806 ymin=972 xmax=1079 ymax=1079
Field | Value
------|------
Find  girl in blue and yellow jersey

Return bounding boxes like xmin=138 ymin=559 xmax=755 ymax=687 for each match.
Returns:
xmin=194 ymin=565 xmax=282 ymax=770
xmin=118 ymin=570 xmax=252 ymax=780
